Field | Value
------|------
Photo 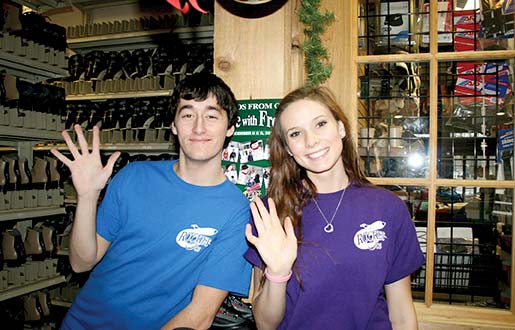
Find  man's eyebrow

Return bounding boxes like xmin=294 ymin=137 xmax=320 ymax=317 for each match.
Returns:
xmin=207 ymin=105 xmax=223 ymax=112
xmin=177 ymin=103 xmax=223 ymax=113
xmin=178 ymin=104 xmax=193 ymax=112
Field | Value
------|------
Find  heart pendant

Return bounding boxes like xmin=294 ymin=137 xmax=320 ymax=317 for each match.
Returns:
xmin=324 ymin=223 xmax=334 ymax=233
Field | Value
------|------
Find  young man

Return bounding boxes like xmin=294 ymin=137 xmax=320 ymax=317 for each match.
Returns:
xmin=51 ymin=73 xmax=252 ymax=330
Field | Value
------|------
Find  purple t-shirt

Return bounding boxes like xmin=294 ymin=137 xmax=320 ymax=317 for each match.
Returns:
xmin=245 ymin=182 xmax=425 ymax=330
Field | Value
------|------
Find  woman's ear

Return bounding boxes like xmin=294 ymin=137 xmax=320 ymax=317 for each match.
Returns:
xmin=338 ymin=121 xmax=346 ymax=139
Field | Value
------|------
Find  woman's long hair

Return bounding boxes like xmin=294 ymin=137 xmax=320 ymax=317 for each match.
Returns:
xmin=267 ymin=86 xmax=371 ymax=243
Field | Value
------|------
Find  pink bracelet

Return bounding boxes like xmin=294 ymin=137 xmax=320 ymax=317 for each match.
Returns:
xmin=264 ymin=268 xmax=292 ymax=283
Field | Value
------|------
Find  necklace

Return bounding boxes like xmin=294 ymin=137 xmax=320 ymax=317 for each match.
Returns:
xmin=312 ymin=188 xmax=347 ymax=233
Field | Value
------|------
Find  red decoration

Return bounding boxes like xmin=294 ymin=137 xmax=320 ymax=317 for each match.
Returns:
xmin=166 ymin=0 xmax=210 ymax=14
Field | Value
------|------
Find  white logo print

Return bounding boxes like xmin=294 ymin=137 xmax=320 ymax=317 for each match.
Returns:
xmin=176 ymin=224 xmax=218 ymax=252
xmin=353 ymin=220 xmax=387 ymax=251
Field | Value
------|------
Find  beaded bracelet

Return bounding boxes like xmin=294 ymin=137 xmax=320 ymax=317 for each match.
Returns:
xmin=264 ymin=268 xmax=292 ymax=283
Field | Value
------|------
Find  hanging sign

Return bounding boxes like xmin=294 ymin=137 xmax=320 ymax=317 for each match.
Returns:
xmin=222 ymin=98 xmax=279 ymax=200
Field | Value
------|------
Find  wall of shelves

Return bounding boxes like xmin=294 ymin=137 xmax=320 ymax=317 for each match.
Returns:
xmin=0 ymin=4 xmax=72 ymax=327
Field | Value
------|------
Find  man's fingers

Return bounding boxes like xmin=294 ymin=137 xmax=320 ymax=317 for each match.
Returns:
xmin=104 ymin=151 xmax=121 ymax=174
xmin=74 ymin=124 xmax=89 ymax=154
xmin=91 ymin=126 xmax=101 ymax=156
xmin=62 ymin=129 xmax=80 ymax=159
xmin=50 ymin=148 xmax=72 ymax=167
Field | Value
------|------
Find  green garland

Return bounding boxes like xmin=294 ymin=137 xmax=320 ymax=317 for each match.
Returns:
xmin=299 ymin=0 xmax=335 ymax=86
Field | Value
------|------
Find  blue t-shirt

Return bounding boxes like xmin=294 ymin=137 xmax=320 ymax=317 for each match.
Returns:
xmin=62 ymin=160 xmax=252 ymax=330
xmin=245 ymin=182 xmax=425 ymax=330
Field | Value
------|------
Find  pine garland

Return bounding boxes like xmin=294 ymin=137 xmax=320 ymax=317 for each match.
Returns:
xmin=299 ymin=0 xmax=335 ymax=86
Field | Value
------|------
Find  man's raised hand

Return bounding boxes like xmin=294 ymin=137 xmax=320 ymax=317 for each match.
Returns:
xmin=50 ymin=125 xmax=120 ymax=199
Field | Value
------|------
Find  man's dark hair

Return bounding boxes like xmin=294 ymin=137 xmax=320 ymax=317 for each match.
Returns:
xmin=170 ymin=72 xmax=239 ymax=129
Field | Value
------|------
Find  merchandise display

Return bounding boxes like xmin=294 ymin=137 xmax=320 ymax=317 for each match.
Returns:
xmin=1 ymin=6 xmax=70 ymax=328
xmin=0 ymin=1 xmax=218 ymax=328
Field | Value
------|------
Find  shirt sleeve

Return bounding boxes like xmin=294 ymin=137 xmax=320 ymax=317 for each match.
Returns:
xmin=96 ymin=165 xmax=131 ymax=242
xmin=198 ymin=202 xmax=253 ymax=297
xmin=385 ymin=197 xmax=426 ymax=284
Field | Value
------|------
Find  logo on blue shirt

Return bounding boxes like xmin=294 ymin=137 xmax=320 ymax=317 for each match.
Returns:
xmin=176 ymin=224 xmax=218 ymax=252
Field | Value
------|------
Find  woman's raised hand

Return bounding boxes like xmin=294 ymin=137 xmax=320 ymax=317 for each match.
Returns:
xmin=50 ymin=125 xmax=120 ymax=199
xmin=245 ymin=197 xmax=297 ymax=275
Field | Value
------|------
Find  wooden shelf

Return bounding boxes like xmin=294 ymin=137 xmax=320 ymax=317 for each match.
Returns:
xmin=34 ymin=142 xmax=177 ymax=153
xmin=0 ymin=276 xmax=66 ymax=302
xmin=0 ymin=206 xmax=66 ymax=222
xmin=55 ymin=248 xmax=69 ymax=256
xmin=50 ymin=298 xmax=72 ymax=307
xmin=66 ymin=89 xmax=172 ymax=101
xmin=0 ymin=50 xmax=68 ymax=82
xmin=67 ymin=25 xmax=213 ymax=53
xmin=0 ymin=126 xmax=62 ymax=142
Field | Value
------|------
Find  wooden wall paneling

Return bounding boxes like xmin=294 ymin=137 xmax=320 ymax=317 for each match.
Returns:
xmin=213 ymin=0 xmax=302 ymax=100
xmin=320 ymin=1 xmax=358 ymax=139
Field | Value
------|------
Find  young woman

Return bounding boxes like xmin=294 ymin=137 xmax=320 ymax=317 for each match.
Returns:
xmin=245 ymin=86 xmax=425 ymax=330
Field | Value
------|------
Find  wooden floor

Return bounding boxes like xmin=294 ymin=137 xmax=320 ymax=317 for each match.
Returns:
xmin=419 ymin=322 xmax=515 ymax=330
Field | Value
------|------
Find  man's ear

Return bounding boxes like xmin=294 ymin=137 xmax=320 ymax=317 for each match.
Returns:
xmin=226 ymin=125 xmax=235 ymax=137
xmin=171 ymin=122 xmax=178 ymax=135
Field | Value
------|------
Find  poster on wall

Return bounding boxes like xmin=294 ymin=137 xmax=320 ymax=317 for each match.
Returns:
xmin=222 ymin=98 xmax=279 ymax=201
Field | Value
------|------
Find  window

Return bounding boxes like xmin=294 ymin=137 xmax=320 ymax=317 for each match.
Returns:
xmin=357 ymin=0 xmax=513 ymax=314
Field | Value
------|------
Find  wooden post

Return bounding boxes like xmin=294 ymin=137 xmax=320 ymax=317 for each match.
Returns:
xmin=213 ymin=0 xmax=303 ymax=100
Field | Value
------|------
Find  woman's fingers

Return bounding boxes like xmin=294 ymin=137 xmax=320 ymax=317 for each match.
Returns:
xmin=267 ymin=198 xmax=281 ymax=226
xmin=250 ymin=202 xmax=265 ymax=235
xmin=252 ymin=197 xmax=273 ymax=229
xmin=284 ymin=217 xmax=297 ymax=242
xmin=245 ymin=223 xmax=258 ymax=246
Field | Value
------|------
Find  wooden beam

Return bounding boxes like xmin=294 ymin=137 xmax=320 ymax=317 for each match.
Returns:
xmin=213 ymin=0 xmax=302 ymax=100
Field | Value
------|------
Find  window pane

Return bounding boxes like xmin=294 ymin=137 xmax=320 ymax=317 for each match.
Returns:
xmin=358 ymin=62 xmax=429 ymax=178
xmin=359 ymin=0 xmax=515 ymax=55
xmin=437 ymin=59 xmax=514 ymax=179
xmin=430 ymin=186 xmax=512 ymax=308
xmin=359 ymin=0 xmax=426 ymax=54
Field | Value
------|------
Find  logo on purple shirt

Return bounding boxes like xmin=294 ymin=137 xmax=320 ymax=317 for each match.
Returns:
xmin=353 ymin=220 xmax=387 ymax=251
